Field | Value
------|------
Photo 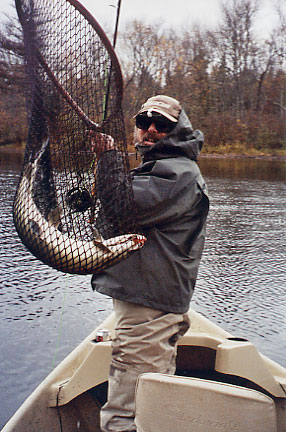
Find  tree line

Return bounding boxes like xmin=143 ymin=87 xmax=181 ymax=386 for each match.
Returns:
xmin=0 ymin=0 xmax=286 ymax=155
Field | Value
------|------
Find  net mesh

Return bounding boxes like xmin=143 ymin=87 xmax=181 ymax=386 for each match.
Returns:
xmin=13 ymin=0 xmax=144 ymax=275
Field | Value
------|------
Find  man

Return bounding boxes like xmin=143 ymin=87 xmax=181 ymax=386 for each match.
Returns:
xmin=91 ymin=95 xmax=209 ymax=432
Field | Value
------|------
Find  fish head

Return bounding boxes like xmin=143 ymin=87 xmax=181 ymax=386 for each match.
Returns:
xmin=103 ymin=233 xmax=146 ymax=252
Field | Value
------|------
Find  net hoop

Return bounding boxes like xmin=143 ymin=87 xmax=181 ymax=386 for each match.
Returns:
xmin=15 ymin=0 xmax=124 ymax=129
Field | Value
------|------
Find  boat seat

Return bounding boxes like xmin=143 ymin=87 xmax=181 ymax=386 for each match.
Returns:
xmin=135 ymin=373 xmax=277 ymax=432
xmin=177 ymin=335 xmax=286 ymax=397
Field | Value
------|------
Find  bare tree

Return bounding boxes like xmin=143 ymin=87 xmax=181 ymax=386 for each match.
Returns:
xmin=0 ymin=10 xmax=27 ymax=144
xmin=268 ymin=3 xmax=286 ymax=140
xmin=164 ymin=25 xmax=211 ymax=124
xmin=118 ymin=20 xmax=174 ymax=140
xmin=209 ymin=0 xmax=260 ymax=117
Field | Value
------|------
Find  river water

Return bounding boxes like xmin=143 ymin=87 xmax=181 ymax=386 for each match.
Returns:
xmin=0 ymin=147 xmax=286 ymax=428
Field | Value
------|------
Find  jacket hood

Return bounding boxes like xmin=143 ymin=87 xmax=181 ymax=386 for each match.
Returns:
xmin=135 ymin=109 xmax=204 ymax=162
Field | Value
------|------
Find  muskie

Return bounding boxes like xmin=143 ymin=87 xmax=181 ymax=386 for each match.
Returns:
xmin=13 ymin=138 xmax=146 ymax=274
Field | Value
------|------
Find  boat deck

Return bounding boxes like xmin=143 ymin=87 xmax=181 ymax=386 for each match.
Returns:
xmin=57 ymin=387 xmax=104 ymax=432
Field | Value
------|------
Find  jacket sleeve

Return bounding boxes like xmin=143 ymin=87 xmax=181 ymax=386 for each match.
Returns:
xmin=96 ymin=150 xmax=135 ymax=236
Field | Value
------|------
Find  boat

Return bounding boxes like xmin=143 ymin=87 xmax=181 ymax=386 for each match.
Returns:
xmin=2 ymin=308 xmax=286 ymax=432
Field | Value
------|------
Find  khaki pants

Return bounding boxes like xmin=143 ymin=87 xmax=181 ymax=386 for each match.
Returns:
xmin=100 ymin=299 xmax=190 ymax=432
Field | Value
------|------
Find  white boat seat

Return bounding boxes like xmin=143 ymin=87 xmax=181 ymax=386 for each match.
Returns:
xmin=135 ymin=373 xmax=277 ymax=432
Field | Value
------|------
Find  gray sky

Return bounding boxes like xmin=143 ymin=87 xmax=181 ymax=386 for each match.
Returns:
xmin=0 ymin=0 xmax=284 ymax=39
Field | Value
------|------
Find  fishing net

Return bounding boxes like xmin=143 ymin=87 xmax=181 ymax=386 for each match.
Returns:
xmin=13 ymin=0 xmax=145 ymax=275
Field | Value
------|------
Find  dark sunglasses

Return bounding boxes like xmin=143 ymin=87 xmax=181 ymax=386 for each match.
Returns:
xmin=135 ymin=113 xmax=176 ymax=133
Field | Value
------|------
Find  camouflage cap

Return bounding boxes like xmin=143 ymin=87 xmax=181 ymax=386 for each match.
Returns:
xmin=135 ymin=95 xmax=182 ymax=122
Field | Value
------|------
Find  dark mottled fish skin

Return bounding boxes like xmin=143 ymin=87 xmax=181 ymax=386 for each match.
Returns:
xmin=13 ymin=138 xmax=146 ymax=274
xmin=32 ymin=137 xmax=59 ymax=221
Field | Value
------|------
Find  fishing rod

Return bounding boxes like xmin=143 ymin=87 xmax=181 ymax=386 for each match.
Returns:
xmin=103 ymin=0 xmax=122 ymax=121
xmin=112 ymin=0 xmax=122 ymax=48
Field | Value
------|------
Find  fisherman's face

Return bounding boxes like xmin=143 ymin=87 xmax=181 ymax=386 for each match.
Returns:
xmin=135 ymin=112 xmax=175 ymax=146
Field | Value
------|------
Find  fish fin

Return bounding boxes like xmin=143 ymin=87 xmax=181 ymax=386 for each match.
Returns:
xmin=92 ymin=239 xmax=112 ymax=254
xmin=91 ymin=226 xmax=102 ymax=240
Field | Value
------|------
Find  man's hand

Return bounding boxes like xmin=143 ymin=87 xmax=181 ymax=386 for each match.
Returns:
xmin=87 ymin=130 xmax=116 ymax=156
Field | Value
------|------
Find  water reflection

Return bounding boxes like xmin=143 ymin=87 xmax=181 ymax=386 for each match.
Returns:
xmin=0 ymin=150 xmax=286 ymax=428
xmin=198 ymin=156 xmax=286 ymax=181
xmin=0 ymin=145 xmax=24 ymax=170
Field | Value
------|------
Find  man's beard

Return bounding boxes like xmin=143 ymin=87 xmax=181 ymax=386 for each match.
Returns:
xmin=140 ymin=132 xmax=159 ymax=145
xmin=134 ymin=128 xmax=160 ymax=146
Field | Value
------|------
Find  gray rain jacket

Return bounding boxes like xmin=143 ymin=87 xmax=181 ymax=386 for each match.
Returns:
xmin=91 ymin=109 xmax=209 ymax=313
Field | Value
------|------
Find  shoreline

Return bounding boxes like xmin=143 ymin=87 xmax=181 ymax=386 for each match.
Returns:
xmin=199 ymin=152 xmax=286 ymax=161
xmin=129 ymin=150 xmax=286 ymax=161
xmin=1 ymin=145 xmax=286 ymax=161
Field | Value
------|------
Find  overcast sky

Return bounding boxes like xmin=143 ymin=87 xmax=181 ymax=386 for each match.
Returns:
xmin=0 ymin=0 xmax=284 ymax=39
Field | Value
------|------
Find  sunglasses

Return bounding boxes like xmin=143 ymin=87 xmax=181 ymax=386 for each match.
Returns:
xmin=135 ymin=113 xmax=176 ymax=133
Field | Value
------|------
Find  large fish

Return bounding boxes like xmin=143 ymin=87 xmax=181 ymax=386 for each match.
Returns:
xmin=13 ymin=138 xmax=146 ymax=274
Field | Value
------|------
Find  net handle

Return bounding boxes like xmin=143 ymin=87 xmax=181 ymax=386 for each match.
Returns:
xmin=37 ymin=52 xmax=100 ymax=130
xmin=65 ymin=0 xmax=123 ymax=108
xmin=15 ymin=0 xmax=124 ymax=129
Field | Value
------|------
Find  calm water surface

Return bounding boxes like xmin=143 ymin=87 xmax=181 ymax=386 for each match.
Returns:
xmin=0 ymin=147 xmax=286 ymax=428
